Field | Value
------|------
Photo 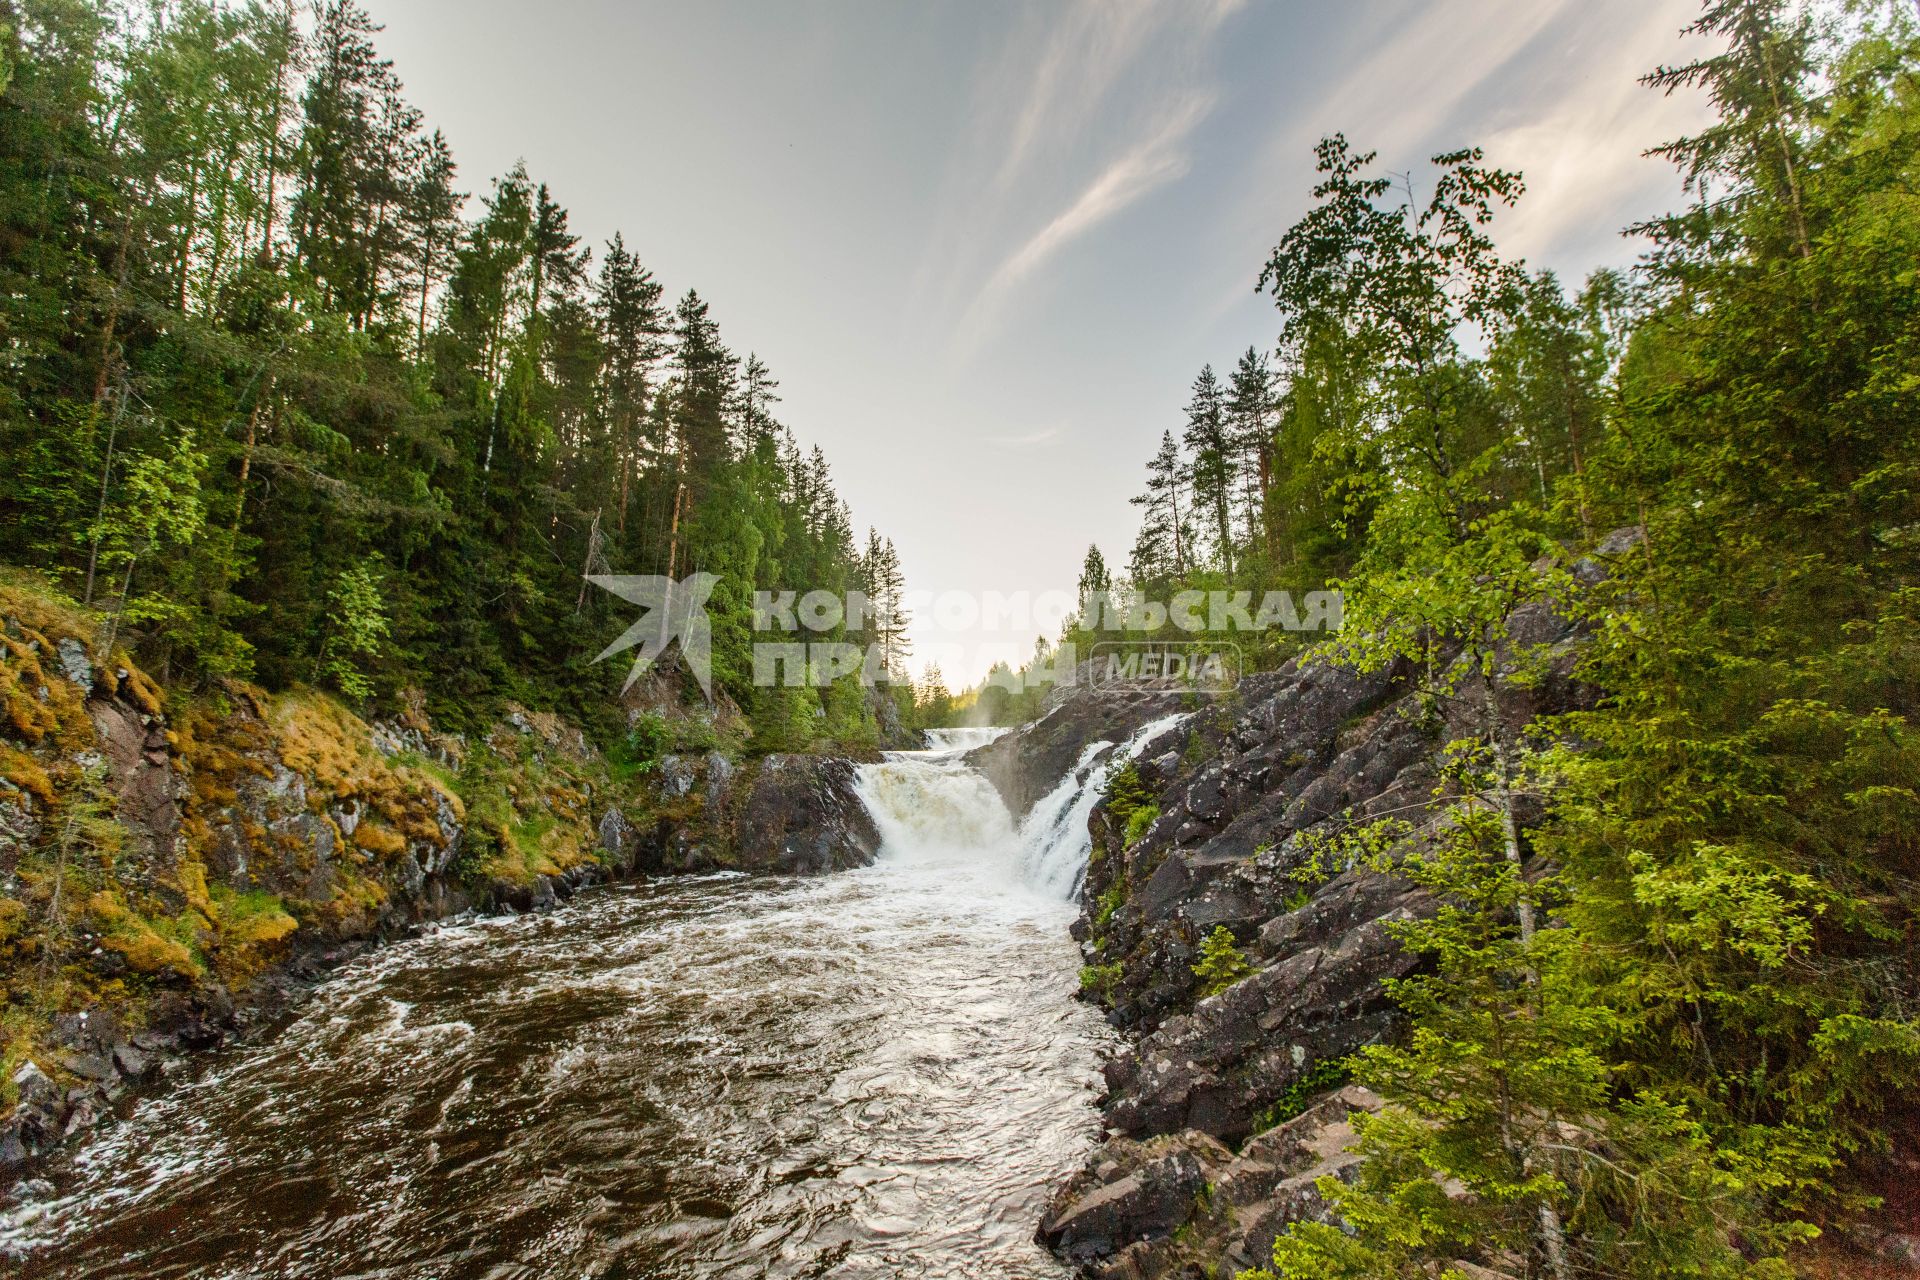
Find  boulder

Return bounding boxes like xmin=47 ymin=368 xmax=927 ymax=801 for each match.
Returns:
xmin=728 ymin=755 xmax=881 ymax=874
xmin=1039 ymin=1131 xmax=1231 ymax=1265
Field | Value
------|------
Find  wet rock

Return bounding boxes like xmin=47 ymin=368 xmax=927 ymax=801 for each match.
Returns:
xmin=111 ymin=1042 xmax=153 ymax=1083
xmin=61 ymin=1053 xmax=116 ymax=1085
xmin=973 ymin=672 xmax=1187 ymax=819
xmin=729 ymin=755 xmax=881 ymax=874
xmin=11 ymin=1061 xmax=61 ymax=1115
xmin=1039 ymin=1131 xmax=1230 ymax=1264
xmin=658 ymin=754 xmax=696 ymax=799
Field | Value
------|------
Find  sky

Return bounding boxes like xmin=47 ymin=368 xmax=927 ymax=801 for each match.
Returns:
xmin=370 ymin=0 xmax=1716 ymax=686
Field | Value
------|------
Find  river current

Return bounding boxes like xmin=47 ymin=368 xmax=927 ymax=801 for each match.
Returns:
xmin=3 ymin=724 xmax=1185 ymax=1279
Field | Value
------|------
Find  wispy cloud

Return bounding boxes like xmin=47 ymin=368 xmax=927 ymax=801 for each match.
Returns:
xmin=1478 ymin=2 xmax=1714 ymax=269
xmin=917 ymin=0 xmax=1242 ymax=360
xmin=983 ymin=424 xmax=1064 ymax=448
xmin=952 ymin=93 xmax=1212 ymax=353
xmin=1205 ymin=0 xmax=1706 ymax=324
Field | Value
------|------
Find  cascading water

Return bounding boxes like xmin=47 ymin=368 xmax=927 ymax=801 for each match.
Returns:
xmin=1016 ymin=713 xmax=1190 ymax=900
xmin=4 ymin=724 xmax=1124 ymax=1280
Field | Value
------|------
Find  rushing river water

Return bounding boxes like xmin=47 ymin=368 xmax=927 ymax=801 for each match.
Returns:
xmin=1 ymin=727 xmax=1192 ymax=1279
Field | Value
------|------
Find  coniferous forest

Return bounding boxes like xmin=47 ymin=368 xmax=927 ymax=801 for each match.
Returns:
xmin=0 ymin=0 xmax=910 ymax=748
xmin=1032 ymin=3 xmax=1920 ymax=1275
xmin=0 ymin=2 xmax=1918 ymax=1278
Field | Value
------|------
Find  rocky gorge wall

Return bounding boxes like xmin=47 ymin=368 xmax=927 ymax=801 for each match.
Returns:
xmin=0 ymin=576 xmax=881 ymax=1183
xmin=979 ymin=611 xmax=1589 ymax=1280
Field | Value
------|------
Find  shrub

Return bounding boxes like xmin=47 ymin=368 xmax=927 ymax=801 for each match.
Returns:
xmin=1192 ymin=924 xmax=1252 ymax=997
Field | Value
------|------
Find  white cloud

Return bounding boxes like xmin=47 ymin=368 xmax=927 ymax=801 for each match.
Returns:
xmin=918 ymin=0 xmax=1242 ymax=358
xmin=1207 ymin=0 xmax=1710 ymax=322
xmin=949 ymin=93 xmax=1213 ymax=355
xmin=1479 ymin=3 xmax=1716 ymax=271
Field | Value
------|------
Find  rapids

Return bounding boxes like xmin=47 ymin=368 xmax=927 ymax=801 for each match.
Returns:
xmin=2 ymin=729 xmax=1132 ymax=1279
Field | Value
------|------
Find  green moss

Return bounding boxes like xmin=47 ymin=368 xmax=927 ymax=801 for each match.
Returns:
xmin=1104 ymin=759 xmax=1161 ymax=847
xmin=1079 ymin=961 xmax=1123 ymax=1003
xmin=88 ymin=891 xmax=204 ymax=979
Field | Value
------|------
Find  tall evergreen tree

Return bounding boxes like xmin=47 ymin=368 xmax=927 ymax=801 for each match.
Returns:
xmin=1182 ymin=363 xmax=1236 ymax=576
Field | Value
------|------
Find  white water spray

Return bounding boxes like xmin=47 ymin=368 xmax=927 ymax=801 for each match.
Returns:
xmin=1016 ymin=713 xmax=1189 ymax=899
xmin=854 ymin=715 xmax=1188 ymax=902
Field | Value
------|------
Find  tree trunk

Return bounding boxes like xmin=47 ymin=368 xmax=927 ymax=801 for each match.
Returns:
xmin=83 ymin=383 xmax=128 ymax=606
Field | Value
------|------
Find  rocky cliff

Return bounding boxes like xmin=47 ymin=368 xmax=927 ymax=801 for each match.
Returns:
xmin=0 ymin=575 xmax=881 ymax=1180
xmin=992 ymin=609 xmax=1588 ymax=1279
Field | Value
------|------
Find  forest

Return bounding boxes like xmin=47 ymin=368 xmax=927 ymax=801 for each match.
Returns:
xmin=1017 ymin=1 xmax=1919 ymax=1275
xmin=0 ymin=0 xmax=915 ymax=752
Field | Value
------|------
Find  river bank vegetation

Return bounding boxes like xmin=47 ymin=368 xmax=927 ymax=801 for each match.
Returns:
xmin=1016 ymin=1 xmax=1918 ymax=1275
xmin=0 ymin=0 xmax=937 ymax=1163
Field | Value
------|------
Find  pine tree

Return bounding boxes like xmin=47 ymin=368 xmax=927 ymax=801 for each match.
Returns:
xmin=591 ymin=233 xmax=669 ymax=531
xmin=403 ymin=130 xmax=460 ymax=354
xmin=1182 ymin=364 xmax=1236 ymax=576
xmin=1129 ymin=429 xmax=1191 ymax=589
xmin=1225 ymin=347 xmax=1274 ymax=553
xmin=1076 ymin=544 xmax=1111 ymax=629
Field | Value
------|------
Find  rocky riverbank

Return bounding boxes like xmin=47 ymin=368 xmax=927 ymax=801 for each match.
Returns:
xmin=0 ymin=577 xmax=886 ymax=1182
xmin=982 ymin=611 xmax=1587 ymax=1280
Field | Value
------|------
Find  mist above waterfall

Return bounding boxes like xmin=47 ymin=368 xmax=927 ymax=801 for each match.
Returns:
xmin=855 ymin=715 xmax=1189 ymax=903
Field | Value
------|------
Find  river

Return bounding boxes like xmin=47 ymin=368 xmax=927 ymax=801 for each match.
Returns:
xmin=2 ymin=725 xmax=1184 ymax=1279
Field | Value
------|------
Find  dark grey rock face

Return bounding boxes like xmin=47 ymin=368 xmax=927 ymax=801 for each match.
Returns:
xmin=728 ymin=754 xmax=881 ymax=874
xmin=1039 ymin=607 xmax=1587 ymax=1277
xmin=1037 ymin=1086 xmax=1383 ymax=1279
xmin=970 ymin=673 xmax=1187 ymax=820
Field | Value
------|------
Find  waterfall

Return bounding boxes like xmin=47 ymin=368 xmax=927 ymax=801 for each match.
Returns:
xmin=854 ymin=715 xmax=1188 ymax=902
xmin=854 ymin=748 xmax=1019 ymax=866
xmin=1015 ymin=713 xmax=1189 ymax=899
xmin=922 ymin=726 xmax=1010 ymax=753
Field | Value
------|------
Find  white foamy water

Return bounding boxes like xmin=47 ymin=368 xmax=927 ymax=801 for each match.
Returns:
xmin=6 ymin=723 xmax=1132 ymax=1280
xmin=921 ymin=726 xmax=1009 ymax=754
xmin=1017 ymin=713 xmax=1190 ymax=899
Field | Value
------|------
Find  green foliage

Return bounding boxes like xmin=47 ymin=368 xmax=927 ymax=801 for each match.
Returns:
xmin=319 ymin=559 xmax=390 ymax=701
xmin=1243 ymin=6 xmax=1920 ymax=1272
xmin=1079 ymin=962 xmax=1123 ymax=1004
xmin=0 ymin=0 xmax=894 ymax=750
xmin=1103 ymin=759 xmax=1160 ymax=848
xmin=609 ymin=711 xmax=671 ymax=781
xmin=1192 ymin=924 xmax=1252 ymax=998
xmin=1249 ymin=1058 xmax=1352 ymax=1135
xmin=1123 ymin=803 xmax=1159 ymax=848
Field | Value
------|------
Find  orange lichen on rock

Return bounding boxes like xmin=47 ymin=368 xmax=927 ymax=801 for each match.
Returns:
xmin=87 ymin=890 xmax=203 ymax=980
xmin=0 ymin=575 xmax=102 ymax=754
xmin=268 ymin=690 xmax=458 ymax=852
xmin=0 ymin=746 xmax=55 ymax=807
xmin=352 ymin=822 xmax=407 ymax=858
